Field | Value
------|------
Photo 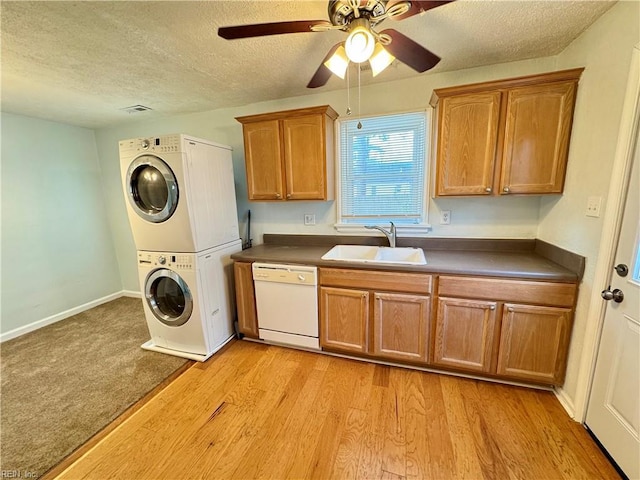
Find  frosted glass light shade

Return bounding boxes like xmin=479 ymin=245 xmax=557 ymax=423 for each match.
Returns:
xmin=369 ymin=43 xmax=395 ymax=76
xmin=324 ymin=45 xmax=349 ymax=79
xmin=345 ymin=21 xmax=375 ymax=63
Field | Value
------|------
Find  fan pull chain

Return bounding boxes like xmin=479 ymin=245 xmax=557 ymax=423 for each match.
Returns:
xmin=357 ymin=65 xmax=362 ymax=129
xmin=346 ymin=63 xmax=351 ymax=116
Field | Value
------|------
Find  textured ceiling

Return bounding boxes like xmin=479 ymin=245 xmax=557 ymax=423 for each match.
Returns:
xmin=1 ymin=0 xmax=615 ymax=129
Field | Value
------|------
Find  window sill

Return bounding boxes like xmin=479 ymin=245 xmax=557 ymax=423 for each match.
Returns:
xmin=334 ymin=223 xmax=433 ymax=235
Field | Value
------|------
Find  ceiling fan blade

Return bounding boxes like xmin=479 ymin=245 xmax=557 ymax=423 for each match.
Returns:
xmin=381 ymin=29 xmax=440 ymax=73
xmin=307 ymin=43 xmax=342 ymax=88
xmin=218 ymin=20 xmax=325 ymax=40
xmin=387 ymin=1 xmax=455 ymax=21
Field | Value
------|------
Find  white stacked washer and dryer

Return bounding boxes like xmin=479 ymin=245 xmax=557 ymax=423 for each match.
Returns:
xmin=119 ymin=134 xmax=242 ymax=361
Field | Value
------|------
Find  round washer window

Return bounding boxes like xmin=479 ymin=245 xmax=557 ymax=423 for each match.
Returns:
xmin=126 ymin=155 xmax=178 ymax=223
xmin=145 ymin=269 xmax=193 ymax=326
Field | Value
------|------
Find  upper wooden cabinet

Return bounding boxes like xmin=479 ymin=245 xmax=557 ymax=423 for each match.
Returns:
xmin=435 ymin=91 xmax=502 ymax=196
xmin=236 ymin=105 xmax=338 ymax=201
xmin=431 ymin=68 xmax=583 ymax=196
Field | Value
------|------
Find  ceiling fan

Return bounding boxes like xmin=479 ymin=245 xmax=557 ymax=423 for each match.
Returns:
xmin=218 ymin=0 xmax=453 ymax=88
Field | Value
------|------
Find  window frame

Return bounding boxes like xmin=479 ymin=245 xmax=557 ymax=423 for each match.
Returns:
xmin=334 ymin=108 xmax=432 ymax=234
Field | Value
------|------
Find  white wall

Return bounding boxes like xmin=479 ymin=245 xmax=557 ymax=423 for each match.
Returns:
xmin=96 ymin=56 xmax=558 ymax=291
xmin=538 ymin=1 xmax=640 ymax=407
xmin=1 ymin=113 xmax=122 ymax=335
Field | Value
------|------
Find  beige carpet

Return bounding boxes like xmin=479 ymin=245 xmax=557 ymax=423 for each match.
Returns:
xmin=0 ymin=297 xmax=189 ymax=478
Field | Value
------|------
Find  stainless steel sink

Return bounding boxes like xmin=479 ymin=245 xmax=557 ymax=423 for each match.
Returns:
xmin=321 ymin=245 xmax=427 ymax=265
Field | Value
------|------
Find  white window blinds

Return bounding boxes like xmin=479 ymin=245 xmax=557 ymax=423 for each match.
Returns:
xmin=339 ymin=111 xmax=427 ymax=225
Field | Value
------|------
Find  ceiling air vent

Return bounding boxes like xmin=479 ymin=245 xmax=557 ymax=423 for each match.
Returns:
xmin=120 ymin=104 xmax=153 ymax=114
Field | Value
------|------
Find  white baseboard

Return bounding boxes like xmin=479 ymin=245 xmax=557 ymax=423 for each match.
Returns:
xmin=0 ymin=290 xmax=140 ymax=343
xmin=554 ymin=386 xmax=577 ymax=420
xmin=122 ymin=290 xmax=141 ymax=298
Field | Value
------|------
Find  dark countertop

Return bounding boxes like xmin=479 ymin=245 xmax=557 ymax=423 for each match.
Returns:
xmin=231 ymin=238 xmax=582 ymax=282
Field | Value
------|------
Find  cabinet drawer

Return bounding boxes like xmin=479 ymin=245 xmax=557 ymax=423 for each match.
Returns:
xmin=320 ymin=268 xmax=432 ymax=295
xmin=438 ymin=276 xmax=576 ymax=307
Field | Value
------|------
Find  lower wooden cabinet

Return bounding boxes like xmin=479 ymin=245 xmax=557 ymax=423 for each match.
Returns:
xmin=234 ymin=262 xmax=578 ymax=387
xmin=497 ymin=303 xmax=572 ymax=384
xmin=233 ymin=262 xmax=258 ymax=338
xmin=433 ymin=275 xmax=577 ymax=385
xmin=433 ymin=297 xmax=499 ymax=373
xmin=319 ymin=268 xmax=432 ymax=363
xmin=319 ymin=286 xmax=369 ymax=353
xmin=373 ymin=292 xmax=430 ymax=362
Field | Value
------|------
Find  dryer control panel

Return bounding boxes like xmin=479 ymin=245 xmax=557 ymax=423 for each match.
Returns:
xmin=137 ymin=252 xmax=194 ymax=270
xmin=119 ymin=135 xmax=182 ymax=155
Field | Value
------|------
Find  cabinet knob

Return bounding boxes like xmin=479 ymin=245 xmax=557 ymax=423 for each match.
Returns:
xmin=490 ymin=305 xmax=496 ymax=310
xmin=503 ymin=186 xmax=510 ymax=193
xmin=275 ymin=193 xmax=281 ymax=199
xmin=485 ymin=187 xmax=492 ymax=193
xmin=286 ymin=193 xmax=292 ymax=199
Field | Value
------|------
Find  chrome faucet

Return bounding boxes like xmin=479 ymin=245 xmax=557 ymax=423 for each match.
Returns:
xmin=365 ymin=222 xmax=397 ymax=248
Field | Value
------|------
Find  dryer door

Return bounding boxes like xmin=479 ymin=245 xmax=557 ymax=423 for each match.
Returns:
xmin=144 ymin=269 xmax=193 ymax=326
xmin=126 ymin=155 xmax=178 ymax=223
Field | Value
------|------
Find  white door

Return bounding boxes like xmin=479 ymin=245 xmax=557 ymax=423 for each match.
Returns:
xmin=585 ymin=114 xmax=640 ymax=476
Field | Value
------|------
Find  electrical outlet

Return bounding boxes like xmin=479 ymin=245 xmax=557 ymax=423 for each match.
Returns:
xmin=586 ymin=196 xmax=602 ymax=218
xmin=304 ymin=214 xmax=316 ymax=226
xmin=440 ymin=210 xmax=451 ymax=225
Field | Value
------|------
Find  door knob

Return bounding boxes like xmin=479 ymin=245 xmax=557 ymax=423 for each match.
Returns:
xmin=614 ymin=264 xmax=629 ymax=277
xmin=601 ymin=286 xmax=624 ymax=303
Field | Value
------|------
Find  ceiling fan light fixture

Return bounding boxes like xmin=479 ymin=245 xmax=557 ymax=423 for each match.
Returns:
xmin=344 ymin=18 xmax=375 ymax=63
xmin=369 ymin=42 xmax=395 ymax=76
xmin=324 ymin=45 xmax=350 ymax=79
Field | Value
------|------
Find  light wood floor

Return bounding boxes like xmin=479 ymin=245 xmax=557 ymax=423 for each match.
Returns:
xmin=55 ymin=340 xmax=619 ymax=480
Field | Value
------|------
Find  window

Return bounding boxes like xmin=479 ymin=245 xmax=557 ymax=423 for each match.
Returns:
xmin=336 ymin=110 xmax=430 ymax=232
xmin=632 ymin=222 xmax=640 ymax=284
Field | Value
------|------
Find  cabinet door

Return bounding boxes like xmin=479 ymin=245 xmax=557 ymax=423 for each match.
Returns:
xmin=282 ymin=114 xmax=327 ymax=200
xmin=233 ymin=262 xmax=258 ymax=338
xmin=320 ymin=286 xmax=369 ymax=353
xmin=373 ymin=292 xmax=430 ymax=363
xmin=435 ymin=91 xmax=502 ymax=196
xmin=433 ymin=297 xmax=499 ymax=372
xmin=497 ymin=303 xmax=572 ymax=384
xmin=242 ymin=120 xmax=285 ymax=200
xmin=500 ymin=81 xmax=577 ymax=194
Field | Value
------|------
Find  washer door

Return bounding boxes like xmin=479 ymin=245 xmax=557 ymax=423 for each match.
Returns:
xmin=144 ymin=269 xmax=193 ymax=326
xmin=126 ymin=155 xmax=178 ymax=223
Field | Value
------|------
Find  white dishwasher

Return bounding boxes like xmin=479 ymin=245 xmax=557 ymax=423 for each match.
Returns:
xmin=252 ymin=263 xmax=319 ymax=350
